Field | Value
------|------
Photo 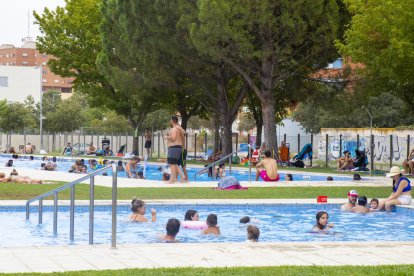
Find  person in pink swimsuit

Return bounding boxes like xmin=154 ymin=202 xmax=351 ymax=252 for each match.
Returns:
xmin=255 ymin=150 xmax=280 ymax=182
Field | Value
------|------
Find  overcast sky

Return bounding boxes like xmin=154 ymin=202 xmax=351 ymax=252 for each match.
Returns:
xmin=0 ymin=0 xmax=66 ymax=46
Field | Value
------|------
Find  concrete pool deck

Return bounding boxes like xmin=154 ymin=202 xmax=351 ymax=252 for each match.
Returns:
xmin=0 ymin=166 xmax=390 ymax=188
xmin=1 ymin=199 xmax=414 ymax=273
xmin=1 ymin=241 xmax=414 ymax=273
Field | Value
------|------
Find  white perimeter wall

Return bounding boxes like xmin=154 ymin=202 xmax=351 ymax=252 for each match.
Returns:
xmin=0 ymin=66 xmax=41 ymax=103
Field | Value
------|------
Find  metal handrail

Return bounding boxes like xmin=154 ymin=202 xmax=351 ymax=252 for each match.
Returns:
xmin=25 ymin=164 xmax=118 ymax=248
xmin=194 ymin=144 xmax=252 ymax=181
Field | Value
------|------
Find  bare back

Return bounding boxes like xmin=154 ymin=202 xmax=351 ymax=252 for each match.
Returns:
xmin=258 ymin=158 xmax=278 ymax=179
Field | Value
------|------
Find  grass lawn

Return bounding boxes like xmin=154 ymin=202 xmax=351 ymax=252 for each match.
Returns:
xmin=0 ymin=183 xmax=392 ymax=200
xmin=4 ymin=265 xmax=414 ymax=275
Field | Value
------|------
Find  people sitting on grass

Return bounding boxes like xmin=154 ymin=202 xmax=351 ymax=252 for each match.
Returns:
xmin=247 ymin=225 xmax=260 ymax=242
xmin=255 ymin=150 xmax=279 ymax=182
xmin=350 ymin=196 xmax=369 ymax=214
xmin=202 ymin=214 xmax=220 ymax=236
xmin=87 ymin=142 xmax=97 ymax=155
xmin=62 ymin=143 xmax=73 ymax=156
xmin=24 ymin=143 xmax=34 ymax=154
xmin=337 ymin=150 xmax=354 ymax=171
xmin=312 ymin=211 xmax=334 ymax=233
xmin=129 ymin=198 xmax=156 ymax=222
xmin=163 ymin=218 xmax=180 ymax=243
xmin=377 ymin=166 xmax=412 ymax=211
xmin=402 ymin=148 xmax=414 ymax=175
xmin=340 ymin=190 xmax=358 ymax=211
xmin=369 ymin=198 xmax=379 ymax=212
xmin=0 ymin=172 xmax=43 ymax=184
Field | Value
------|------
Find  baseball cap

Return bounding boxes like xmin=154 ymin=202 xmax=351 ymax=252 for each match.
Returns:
xmin=348 ymin=190 xmax=358 ymax=197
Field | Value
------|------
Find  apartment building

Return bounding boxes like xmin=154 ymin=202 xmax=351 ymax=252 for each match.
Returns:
xmin=0 ymin=40 xmax=73 ymax=98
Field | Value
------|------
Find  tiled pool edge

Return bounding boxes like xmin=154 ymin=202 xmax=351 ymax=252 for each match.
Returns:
xmin=1 ymin=241 xmax=414 ymax=273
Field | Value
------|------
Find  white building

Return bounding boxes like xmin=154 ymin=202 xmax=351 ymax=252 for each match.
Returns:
xmin=0 ymin=66 xmax=41 ymax=103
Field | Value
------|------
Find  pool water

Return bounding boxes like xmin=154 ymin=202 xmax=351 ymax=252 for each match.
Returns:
xmin=0 ymin=156 xmax=353 ymax=182
xmin=2 ymin=204 xmax=413 ymax=247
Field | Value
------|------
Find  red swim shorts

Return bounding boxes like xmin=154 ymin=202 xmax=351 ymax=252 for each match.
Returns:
xmin=260 ymin=170 xmax=280 ymax=182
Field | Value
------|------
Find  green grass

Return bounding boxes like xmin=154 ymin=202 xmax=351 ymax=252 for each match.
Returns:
xmin=0 ymin=184 xmax=392 ymax=200
xmin=3 ymin=265 xmax=414 ymax=275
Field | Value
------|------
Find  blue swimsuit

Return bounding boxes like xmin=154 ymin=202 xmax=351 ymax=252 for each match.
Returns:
xmin=393 ymin=177 xmax=411 ymax=193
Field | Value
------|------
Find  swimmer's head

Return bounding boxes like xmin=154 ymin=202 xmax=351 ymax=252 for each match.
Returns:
xmin=326 ymin=176 xmax=333 ymax=181
xmin=239 ymin=216 xmax=250 ymax=224
xmin=138 ymin=171 xmax=144 ymax=178
xmin=184 ymin=209 xmax=199 ymax=221
xmin=370 ymin=198 xmax=379 ymax=209
xmin=118 ymin=160 xmax=123 ymax=166
xmin=285 ymin=174 xmax=293 ymax=181
xmin=166 ymin=218 xmax=180 ymax=237
xmin=357 ymin=196 xmax=367 ymax=206
xmin=247 ymin=225 xmax=260 ymax=242
xmin=315 ymin=211 xmax=329 ymax=229
xmin=131 ymin=198 xmax=146 ymax=214
xmin=206 ymin=214 xmax=218 ymax=227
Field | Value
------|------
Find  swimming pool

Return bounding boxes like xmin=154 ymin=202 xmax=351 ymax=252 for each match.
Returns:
xmin=0 ymin=156 xmax=353 ymax=181
xmin=2 ymin=204 xmax=413 ymax=247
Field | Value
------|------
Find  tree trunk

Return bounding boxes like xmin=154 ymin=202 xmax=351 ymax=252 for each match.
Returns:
xmin=256 ymin=123 xmax=263 ymax=148
xmin=261 ymin=97 xmax=276 ymax=153
xmin=181 ymin=115 xmax=189 ymax=131
xmin=213 ymin=118 xmax=220 ymax=153
xmin=132 ymin=126 xmax=139 ymax=155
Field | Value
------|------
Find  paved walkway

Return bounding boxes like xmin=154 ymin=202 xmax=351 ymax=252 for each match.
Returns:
xmin=0 ymin=166 xmax=389 ymax=188
xmin=1 ymin=241 xmax=414 ymax=273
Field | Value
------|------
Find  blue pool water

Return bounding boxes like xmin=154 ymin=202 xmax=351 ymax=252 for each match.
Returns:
xmin=0 ymin=156 xmax=353 ymax=181
xmin=1 ymin=204 xmax=413 ymax=247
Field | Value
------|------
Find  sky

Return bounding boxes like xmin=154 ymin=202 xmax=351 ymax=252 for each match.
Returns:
xmin=0 ymin=0 xmax=66 ymax=46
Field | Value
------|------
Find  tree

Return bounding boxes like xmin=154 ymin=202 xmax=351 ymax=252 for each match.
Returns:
xmin=0 ymin=102 xmax=36 ymax=133
xmin=99 ymin=0 xmax=248 ymax=155
xmin=34 ymin=0 xmax=153 ymax=152
xmin=44 ymin=93 xmax=86 ymax=133
xmin=189 ymin=0 xmax=341 ymax=150
xmin=338 ymin=0 xmax=414 ymax=110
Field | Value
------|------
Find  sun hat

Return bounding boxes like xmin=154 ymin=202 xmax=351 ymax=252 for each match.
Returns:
xmin=386 ymin=166 xmax=402 ymax=178
xmin=348 ymin=190 xmax=358 ymax=197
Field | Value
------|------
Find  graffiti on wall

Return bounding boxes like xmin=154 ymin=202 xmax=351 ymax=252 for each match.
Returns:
xmin=318 ymin=135 xmax=414 ymax=164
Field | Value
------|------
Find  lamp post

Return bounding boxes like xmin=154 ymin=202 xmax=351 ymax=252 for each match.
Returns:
xmin=38 ymin=67 xmax=44 ymax=151
xmin=362 ymin=106 xmax=373 ymax=176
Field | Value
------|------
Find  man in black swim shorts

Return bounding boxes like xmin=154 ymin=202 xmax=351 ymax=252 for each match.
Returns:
xmin=165 ymin=115 xmax=185 ymax=183
xmin=144 ymin=128 xmax=152 ymax=156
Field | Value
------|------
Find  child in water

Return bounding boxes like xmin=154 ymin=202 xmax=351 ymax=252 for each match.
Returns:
xmin=312 ymin=211 xmax=334 ymax=232
xmin=369 ymin=198 xmax=379 ymax=212
xmin=202 ymin=214 xmax=220 ymax=236
xmin=129 ymin=198 xmax=156 ymax=222
xmin=247 ymin=225 xmax=260 ymax=242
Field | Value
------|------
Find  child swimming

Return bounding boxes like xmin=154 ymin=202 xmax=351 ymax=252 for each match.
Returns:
xmin=202 ymin=214 xmax=220 ymax=236
xmin=129 ymin=198 xmax=156 ymax=222
xmin=247 ymin=225 xmax=260 ymax=242
xmin=312 ymin=211 xmax=334 ymax=232
xmin=369 ymin=198 xmax=379 ymax=212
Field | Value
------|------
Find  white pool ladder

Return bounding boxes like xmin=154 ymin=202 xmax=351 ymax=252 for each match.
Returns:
xmin=25 ymin=164 xmax=118 ymax=248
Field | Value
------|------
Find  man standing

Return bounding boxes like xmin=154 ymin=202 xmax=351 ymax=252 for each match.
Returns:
xmin=255 ymin=150 xmax=280 ymax=182
xmin=144 ymin=128 xmax=152 ymax=156
xmin=165 ymin=116 xmax=184 ymax=184
xmin=341 ymin=190 xmax=359 ymax=211
xmin=24 ymin=143 xmax=34 ymax=154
